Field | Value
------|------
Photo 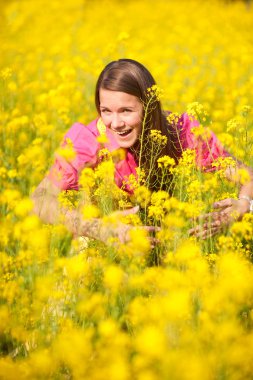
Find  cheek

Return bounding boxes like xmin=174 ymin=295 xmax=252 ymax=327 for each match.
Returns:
xmin=101 ymin=115 xmax=110 ymax=126
xmin=131 ymin=114 xmax=142 ymax=128
xmin=136 ymin=117 xmax=143 ymax=131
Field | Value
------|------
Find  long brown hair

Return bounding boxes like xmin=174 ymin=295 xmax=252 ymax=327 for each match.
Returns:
xmin=95 ymin=59 xmax=180 ymax=191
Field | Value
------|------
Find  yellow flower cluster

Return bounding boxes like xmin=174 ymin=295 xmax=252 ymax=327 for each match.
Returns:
xmin=186 ymin=101 xmax=209 ymax=123
xmin=227 ymin=117 xmax=242 ymax=133
xmin=147 ymin=85 xmax=163 ymax=101
xmin=157 ymin=155 xmax=175 ymax=169
xmin=55 ymin=137 xmax=76 ymax=162
xmin=133 ymin=185 xmax=151 ymax=208
xmin=166 ymin=111 xmax=182 ymax=126
xmin=149 ymin=129 xmax=167 ymax=145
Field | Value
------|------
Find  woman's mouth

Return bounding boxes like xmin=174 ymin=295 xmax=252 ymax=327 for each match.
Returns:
xmin=115 ymin=129 xmax=132 ymax=137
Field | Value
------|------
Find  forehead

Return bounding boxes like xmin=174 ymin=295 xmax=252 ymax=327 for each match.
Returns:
xmin=99 ymin=89 xmax=142 ymax=107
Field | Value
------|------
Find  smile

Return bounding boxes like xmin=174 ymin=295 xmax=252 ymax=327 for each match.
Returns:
xmin=114 ymin=129 xmax=132 ymax=136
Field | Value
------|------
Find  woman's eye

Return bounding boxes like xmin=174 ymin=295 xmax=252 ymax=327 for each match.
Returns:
xmin=101 ymin=109 xmax=110 ymax=114
xmin=123 ymin=109 xmax=131 ymax=113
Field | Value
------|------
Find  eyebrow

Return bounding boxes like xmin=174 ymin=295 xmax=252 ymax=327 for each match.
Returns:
xmin=99 ymin=106 xmax=135 ymax=110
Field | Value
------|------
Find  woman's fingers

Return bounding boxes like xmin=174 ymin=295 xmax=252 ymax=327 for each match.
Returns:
xmin=196 ymin=226 xmax=221 ymax=239
xmin=142 ymin=225 xmax=161 ymax=233
xmin=115 ymin=223 xmax=160 ymax=246
xmin=140 ymin=225 xmax=161 ymax=248
xmin=188 ymin=200 xmax=245 ymax=239
xmin=195 ymin=209 xmax=231 ymax=223
xmin=189 ymin=224 xmax=222 ymax=239
xmin=189 ymin=216 xmax=228 ymax=239
xmin=213 ymin=198 xmax=235 ymax=209
xmin=147 ymin=236 xmax=160 ymax=249
xmin=189 ymin=219 xmax=221 ymax=234
xmin=115 ymin=205 xmax=140 ymax=217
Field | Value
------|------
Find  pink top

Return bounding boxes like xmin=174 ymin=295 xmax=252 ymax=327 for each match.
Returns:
xmin=48 ymin=114 xmax=229 ymax=193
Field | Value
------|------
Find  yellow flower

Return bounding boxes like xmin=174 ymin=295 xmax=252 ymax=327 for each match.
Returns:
xmin=58 ymin=190 xmax=79 ymax=210
xmin=0 ymin=167 xmax=7 ymax=178
xmin=97 ymin=133 xmax=108 ymax=144
xmin=179 ymin=149 xmax=196 ymax=166
xmin=76 ymin=292 xmax=106 ymax=320
xmin=104 ymin=265 xmax=126 ymax=291
xmin=95 ymin=160 xmax=115 ymax=181
xmin=0 ymin=189 xmax=21 ymax=208
xmin=135 ymin=325 xmax=167 ymax=359
xmin=240 ymin=104 xmax=251 ymax=117
xmin=167 ymin=112 xmax=181 ymax=126
xmin=227 ymin=117 xmax=242 ymax=132
xmin=146 ymin=84 xmax=164 ymax=100
xmin=27 ymin=349 xmax=57 ymax=379
xmin=99 ymin=318 xmax=118 ymax=339
xmin=15 ymin=215 xmax=41 ymax=234
xmin=211 ymin=155 xmax=236 ymax=171
xmin=125 ymin=227 xmax=151 ymax=256
xmin=231 ymin=216 xmax=253 ymax=241
xmin=117 ymin=31 xmax=130 ymax=41
xmin=63 ymin=253 xmax=89 ymax=281
xmin=157 ymin=155 xmax=175 ymax=169
xmin=186 ymin=101 xmax=209 ymax=123
xmin=111 ymin=148 xmax=126 ymax=162
xmin=59 ymin=66 xmax=76 ymax=80
xmin=52 ymin=327 xmax=92 ymax=378
xmin=133 ymin=185 xmax=151 ymax=208
xmin=231 ymin=167 xmax=250 ymax=185
xmin=150 ymin=190 xmax=169 ymax=206
xmin=14 ymin=198 xmax=34 ymax=218
xmin=191 ymin=124 xmax=212 ymax=139
xmin=121 ymin=212 xmax=142 ymax=226
xmin=55 ymin=137 xmax=76 ymax=162
xmin=0 ymin=306 xmax=9 ymax=334
xmin=98 ymin=147 xmax=110 ymax=161
xmin=79 ymin=167 xmax=96 ymax=191
xmin=97 ymin=117 xmax=107 ymax=134
xmin=149 ymin=129 xmax=167 ymax=145
xmin=0 ymin=358 xmax=23 ymax=379
xmin=81 ymin=204 xmax=100 ymax=219
xmin=7 ymin=169 xmax=18 ymax=179
xmin=148 ymin=191 xmax=170 ymax=220
xmin=0 ymin=67 xmax=12 ymax=80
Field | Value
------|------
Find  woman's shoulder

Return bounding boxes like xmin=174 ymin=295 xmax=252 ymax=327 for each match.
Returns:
xmin=64 ymin=119 xmax=100 ymax=142
xmin=58 ymin=119 xmax=101 ymax=168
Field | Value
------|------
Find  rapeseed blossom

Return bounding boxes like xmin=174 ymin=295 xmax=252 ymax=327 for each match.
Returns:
xmin=1 ymin=0 xmax=253 ymax=378
xmin=55 ymin=137 xmax=76 ymax=162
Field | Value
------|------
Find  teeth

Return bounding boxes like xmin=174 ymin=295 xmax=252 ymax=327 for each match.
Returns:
xmin=117 ymin=129 xmax=131 ymax=135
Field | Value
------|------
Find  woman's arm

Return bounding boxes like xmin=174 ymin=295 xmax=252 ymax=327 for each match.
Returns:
xmin=31 ymin=177 xmax=156 ymax=244
xmin=189 ymin=163 xmax=253 ymax=239
xmin=32 ymin=177 xmax=65 ymax=225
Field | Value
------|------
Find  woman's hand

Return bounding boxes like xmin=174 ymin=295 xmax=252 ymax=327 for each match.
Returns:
xmin=96 ymin=206 xmax=160 ymax=247
xmin=188 ymin=197 xmax=250 ymax=239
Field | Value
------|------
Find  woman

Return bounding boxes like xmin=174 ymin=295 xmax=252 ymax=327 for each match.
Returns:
xmin=32 ymin=59 xmax=253 ymax=243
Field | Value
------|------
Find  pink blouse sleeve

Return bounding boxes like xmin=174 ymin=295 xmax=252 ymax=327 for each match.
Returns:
xmin=47 ymin=122 xmax=99 ymax=190
xmin=179 ymin=113 xmax=230 ymax=171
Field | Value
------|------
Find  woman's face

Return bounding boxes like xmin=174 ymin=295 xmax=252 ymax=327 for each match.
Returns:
xmin=99 ymin=88 xmax=143 ymax=149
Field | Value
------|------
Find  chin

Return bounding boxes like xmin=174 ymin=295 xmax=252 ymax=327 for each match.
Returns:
xmin=112 ymin=133 xmax=138 ymax=149
xmin=116 ymin=139 xmax=137 ymax=149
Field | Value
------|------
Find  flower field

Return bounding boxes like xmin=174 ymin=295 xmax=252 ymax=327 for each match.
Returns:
xmin=1 ymin=0 xmax=253 ymax=378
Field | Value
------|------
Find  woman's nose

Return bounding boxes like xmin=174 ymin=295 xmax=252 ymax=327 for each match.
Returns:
xmin=111 ymin=114 xmax=124 ymax=128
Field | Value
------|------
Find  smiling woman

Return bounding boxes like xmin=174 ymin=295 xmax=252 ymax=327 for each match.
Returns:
xmin=32 ymin=58 xmax=253 ymax=243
